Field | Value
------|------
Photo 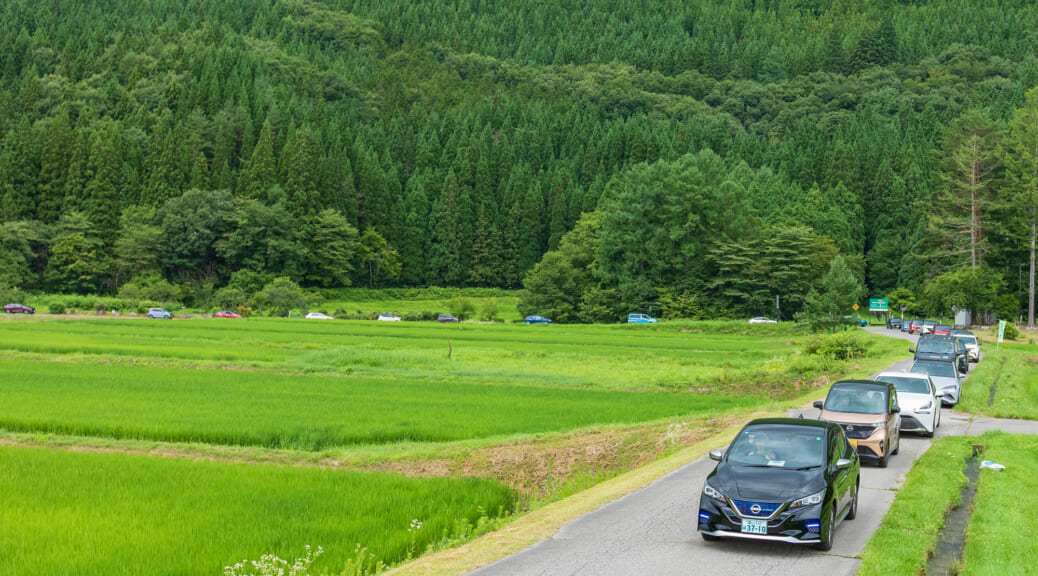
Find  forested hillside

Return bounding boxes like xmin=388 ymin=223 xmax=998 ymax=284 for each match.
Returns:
xmin=1 ymin=0 xmax=1037 ymax=321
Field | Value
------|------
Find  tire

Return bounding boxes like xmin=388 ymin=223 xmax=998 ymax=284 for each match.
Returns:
xmin=878 ymin=447 xmax=889 ymax=468
xmin=846 ymin=482 xmax=859 ymax=520
xmin=701 ymin=532 xmax=720 ymax=542
xmin=814 ymin=506 xmax=836 ymax=551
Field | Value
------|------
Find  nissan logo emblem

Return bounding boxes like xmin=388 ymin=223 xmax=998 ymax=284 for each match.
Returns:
xmin=846 ymin=425 xmax=854 ymax=432
xmin=750 ymin=504 xmax=762 ymax=514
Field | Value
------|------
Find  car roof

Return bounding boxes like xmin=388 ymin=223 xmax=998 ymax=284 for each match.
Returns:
xmin=875 ymin=371 xmax=928 ymax=379
xmin=918 ymin=334 xmax=958 ymax=342
xmin=830 ymin=379 xmax=893 ymax=392
xmin=743 ymin=417 xmax=835 ymax=432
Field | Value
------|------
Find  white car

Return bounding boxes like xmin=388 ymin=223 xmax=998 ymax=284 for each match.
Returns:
xmin=377 ymin=313 xmax=401 ymax=322
xmin=954 ymin=334 xmax=980 ymax=362
xmin=748 ymin=317 xmax=777 ymax=324
xmin=874 ymin=371 xmax=942 ymax=437
xmin=910 ymin=360 xmax=961 ymax=407
xmin=305 ymin=312 xmax=334 ymax=320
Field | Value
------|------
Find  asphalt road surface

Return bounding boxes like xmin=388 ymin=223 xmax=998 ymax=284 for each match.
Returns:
xmin=469 ymin=327 xmax=1038 ymax=576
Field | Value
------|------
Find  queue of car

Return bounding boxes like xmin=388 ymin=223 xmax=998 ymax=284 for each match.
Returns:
xmin=698 ymin=326 xmax=980 ymax=551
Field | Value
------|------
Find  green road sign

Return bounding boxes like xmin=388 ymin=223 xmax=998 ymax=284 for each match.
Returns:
xmin=998 ymin=320 xmax=1006 ymax=343
xmin=869 ymin=298 xmax=888 ymax=312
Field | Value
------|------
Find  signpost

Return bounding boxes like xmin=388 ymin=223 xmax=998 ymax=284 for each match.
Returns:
xmin=867 ymin=298 xmax=887 ymax=326
xmin=998 ymin=320 xmax=1007 ymax=351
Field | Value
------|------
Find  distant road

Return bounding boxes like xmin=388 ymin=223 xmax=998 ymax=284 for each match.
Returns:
xmin=467 ymin=327 xmax=1037 ymax=576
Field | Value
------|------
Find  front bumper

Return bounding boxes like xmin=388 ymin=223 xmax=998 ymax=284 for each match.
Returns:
xmin=698 ymin=495 xmax=823 ymax=544
xmin=900 ymin=412 xmax=934 ymax=434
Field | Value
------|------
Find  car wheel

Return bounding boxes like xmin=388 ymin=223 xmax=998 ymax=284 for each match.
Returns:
xmin=814 ymin=506 xmax=836 ymax=551
xmin=846 ymin=482 xmax=859 ymax=520
xmin=878 ymin=447 xmax=889 ymax=468
xmin=701 ymin=532 xmax=720 ymax=542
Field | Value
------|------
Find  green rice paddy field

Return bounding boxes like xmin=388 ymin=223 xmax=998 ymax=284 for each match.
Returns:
xmin=0 ymin=315 xmax=902 ymax=575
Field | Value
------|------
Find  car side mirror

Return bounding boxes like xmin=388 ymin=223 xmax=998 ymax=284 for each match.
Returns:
xmin=813 ymin=401 xmax=824 ymax=410
xmin=709 ymin=449 xmax=724 ymax=462
xmin=908 ymin=347 xmax=915 ymax=354
xmin=836 ymin=458 xmax=853 ymax=470
xmin=891 ymin=406 xmax=901 ymax=414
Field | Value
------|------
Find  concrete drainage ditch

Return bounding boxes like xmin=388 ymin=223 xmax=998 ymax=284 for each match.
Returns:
xmin=925 ymin=446 xmax=982 ymax=576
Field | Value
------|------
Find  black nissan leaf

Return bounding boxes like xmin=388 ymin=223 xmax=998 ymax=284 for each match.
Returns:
xmin=697 ymin=418 xmax=860 ymax=551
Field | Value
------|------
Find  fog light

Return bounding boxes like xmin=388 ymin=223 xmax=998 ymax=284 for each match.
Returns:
xmin=699 ymin=512 xmax=712 ymax=522
xmin=805 ymin=521 xmax=821 ymax=532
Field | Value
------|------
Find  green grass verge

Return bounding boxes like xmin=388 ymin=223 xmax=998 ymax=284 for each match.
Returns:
xmin=959 ymin=343 xmax=1038 ymax=419
xmin=860 ymin=432 xmax=1038 ymax=576
xmin=0 ymin=445 xmax=516 ymax=576
xmin=960 ymin=433 xmax=1038 ymax=575
xmin=857 ymin=435 xmax=975 ymax=576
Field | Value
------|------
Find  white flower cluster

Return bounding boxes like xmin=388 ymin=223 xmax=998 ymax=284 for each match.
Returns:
xmin=407 ymin=518 xmax=424 ymax=533
xmin=223 ymin=545 xmax=324 ymax=576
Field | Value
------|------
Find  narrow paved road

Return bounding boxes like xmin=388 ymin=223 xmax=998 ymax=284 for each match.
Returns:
xmin=469 ymin=328 xmax=1038 ymax=576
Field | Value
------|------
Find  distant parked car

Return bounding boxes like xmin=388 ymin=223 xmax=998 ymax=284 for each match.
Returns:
xmin=886 ymin=317 xmax=902 ymax=330
xmin=436 ymin=313 xmax=459 ymax=323
xmin=900 ymin=320 xmax=912 ymax=333
xmin=627 ymin=313 xmax=658 ymax=324
xmin=932 ymin=324 xmax=952 ymax=335
xmin=3 ymin=303 xmax=34 ymax=314
xmin=524 ymin=315 xmax=552 ymax=324
xmin=748 ymin=316 xmax=777 ymax=324
xmin=908 ymin=319 xmax=924 ymax=334
xmin=305 ymin=312 xmax=334 ymax=320
xmin=147 ymin=307 xmax=172 ymax=319
xmin=377 ymin=313 xmax=402 ymax=322
xmin=910 ymin=335 xmax=968 ymax=374
xmin=921 ymin=320 xmax=937 ymax=334
xmin=214 ymin=310 xmax=243 ymax=318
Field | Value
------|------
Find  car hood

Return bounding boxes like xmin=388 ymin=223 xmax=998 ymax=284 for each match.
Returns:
xmin=896 ymin=393 xmax=935 ymax=411
xmin=927 ymin=375 xmax=959 ymax=389
xmin=711 ymin=462 xmax=825 ymax=502
xmin=820 ymin=410 xmax=886 ymax=425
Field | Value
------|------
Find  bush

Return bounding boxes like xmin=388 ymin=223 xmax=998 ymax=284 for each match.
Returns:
xmin=801 ymin=331 xmax=870 ymax=360
xmin=448 ymin=297 xmax=476 ymax=321
xmin=48 ymin=302 xmax=65 ymax=314
xmin=993 ymin=322 xmax=1021 ymax=341
xmin=478 ymin=300 xmax=499 ymax=321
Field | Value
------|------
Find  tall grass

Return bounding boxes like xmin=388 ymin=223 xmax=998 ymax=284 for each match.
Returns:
xmin=0 ymin=358 xmax=761 ymax=449
xmin=958 ymin=343 xmax=1038 ymax=419
xmin=0 ymin=445 xmax=516 ymax=576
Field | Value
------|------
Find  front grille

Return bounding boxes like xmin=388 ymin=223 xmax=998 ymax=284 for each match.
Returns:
xmin=841 ymin=424 xmax=878 ymax=439
xmin=900 ymin=416 xmax=924 ymax=431
xmin=731 ymin=500 xmax=782 ymax=518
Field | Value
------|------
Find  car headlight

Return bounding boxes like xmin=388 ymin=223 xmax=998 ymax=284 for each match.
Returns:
xmin=789 ymin=490 xmax=825 ymax=509
xmin=919 ymin=400 xmax=933 ymax=410
xmin=703 ymin=483 xmax=726 ymax=502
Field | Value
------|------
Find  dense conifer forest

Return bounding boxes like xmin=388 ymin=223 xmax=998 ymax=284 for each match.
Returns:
xmin=1 ymin=0 xmax=1037 ymax=322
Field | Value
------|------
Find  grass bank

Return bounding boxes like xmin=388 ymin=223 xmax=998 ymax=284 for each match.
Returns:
xmin=958 ymin=342 xmax=1038 ymax=419
xmin=859 ymin=432 xmax=1038 ymax=576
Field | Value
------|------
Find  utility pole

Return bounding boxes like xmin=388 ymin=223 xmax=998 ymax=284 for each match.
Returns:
xmin=775 ymin=295 xmax=780 ymax=321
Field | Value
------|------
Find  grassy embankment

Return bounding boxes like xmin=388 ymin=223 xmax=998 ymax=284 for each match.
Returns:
xmin=0 ymin=316 xmax=905 ymax=574
xmin=858 ymin=433 xmax=1038 ymax=576
xmin=958 ymin=341 xmax=1038 ymax=419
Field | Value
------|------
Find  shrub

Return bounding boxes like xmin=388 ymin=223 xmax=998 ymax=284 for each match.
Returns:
xmin=801 ymin=331 xmax=870 ymax=360
xmin=479 ymin=300 xmax=499 ymax=321
xmin=48 ymin=302 xmax=65 ymax=314
xmin=448 ymin=297 xmax=476 ymax=321
xmin=993 ymin=322 xmax=1021 ymax=341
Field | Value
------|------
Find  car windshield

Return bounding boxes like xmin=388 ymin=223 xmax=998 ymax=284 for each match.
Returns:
xmin=877 ymin=376 xmax=930 ymax=395
xmin=917 ymin=340 xmax=954 ymax=354
xmin=727 ymin=425 xmax=825 ymax=468
xmin=911 ymin=361 xmax=956 ymax=378
xmin=824 ymin=386 xmax=887 ymax=414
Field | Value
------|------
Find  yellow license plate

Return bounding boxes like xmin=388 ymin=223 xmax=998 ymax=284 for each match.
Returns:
xmin=849 ymin=439 xmax=858 ymax=447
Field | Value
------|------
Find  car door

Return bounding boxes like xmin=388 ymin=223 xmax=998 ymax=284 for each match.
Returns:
xmin=887 ymin=386 xmax=901 ymax=448
xmin=829 ymin=431 xmax=851 ymax=514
